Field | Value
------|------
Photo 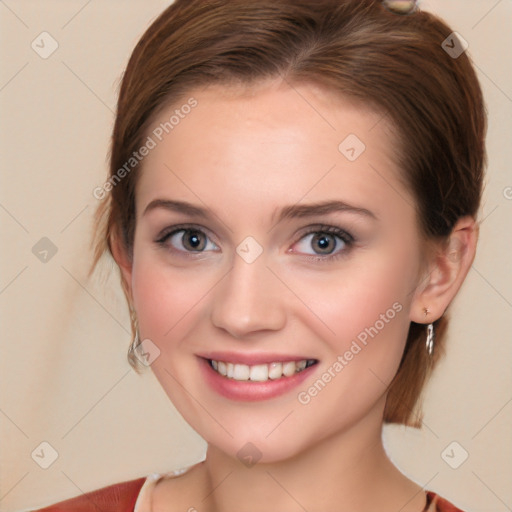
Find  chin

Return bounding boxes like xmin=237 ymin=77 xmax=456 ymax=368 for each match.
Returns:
xmin=205 ymin=432 xmax=313 ymax=466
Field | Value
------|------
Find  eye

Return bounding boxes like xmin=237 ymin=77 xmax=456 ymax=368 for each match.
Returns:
xmin=157 ymin=227 xmax=218 ymax=253
xmin=292 ymin=227 xmax=353 ymax=258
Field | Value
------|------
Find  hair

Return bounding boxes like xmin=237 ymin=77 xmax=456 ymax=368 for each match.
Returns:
xmin=90 ymin=0 xmax=486 ymax=427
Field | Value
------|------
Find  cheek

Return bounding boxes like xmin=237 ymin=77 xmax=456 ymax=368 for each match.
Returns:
xmin=130 ymin=250 xmax=208 ymax=343
xmin=287 ymin=263 xmax=413 ymax=439
xmin=284 ymin=248 xmax=416 ymax=352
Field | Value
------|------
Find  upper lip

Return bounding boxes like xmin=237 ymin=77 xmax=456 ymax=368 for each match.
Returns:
xmin=198 ymin=351 xmax=317 ymax=365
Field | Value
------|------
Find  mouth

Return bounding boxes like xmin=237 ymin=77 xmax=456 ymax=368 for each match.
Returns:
xmin=198 ymin=354 xmax=319 ymax=401
xmin=208 ymin=358 xmax=318 ymax=382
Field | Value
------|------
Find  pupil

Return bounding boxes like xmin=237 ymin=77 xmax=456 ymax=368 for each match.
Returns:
xmin=313 ymin=233 xmax=335 ymax=254
xmin=184 ymin=230 xmax=205 ymax=251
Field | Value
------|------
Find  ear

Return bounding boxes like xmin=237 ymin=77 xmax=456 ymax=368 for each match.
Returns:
xmin=410 ymin=216 xmax=478 ymax=323
xmin=111 ymin=232 xmax=134 ymax=306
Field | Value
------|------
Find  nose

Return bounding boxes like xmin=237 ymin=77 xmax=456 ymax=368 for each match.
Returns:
xmin=210 ymin=251 xmax=287 ymax=339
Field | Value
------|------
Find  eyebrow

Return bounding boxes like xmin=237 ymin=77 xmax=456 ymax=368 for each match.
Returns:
xmin=275 ymin=200 xmax=377 ymax=223
xmin=143 ymin=199 xmax=207 ymax=218
xmin=142 ymin=198 xmax=377 ymax=223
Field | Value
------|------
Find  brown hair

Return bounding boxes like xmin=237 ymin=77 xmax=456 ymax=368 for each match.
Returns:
xmin=90 ymin=0 xmax=486 ymax=426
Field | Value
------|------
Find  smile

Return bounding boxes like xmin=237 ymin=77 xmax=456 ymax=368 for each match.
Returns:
xmin=208 ymin=359 xmax=317 ymax=382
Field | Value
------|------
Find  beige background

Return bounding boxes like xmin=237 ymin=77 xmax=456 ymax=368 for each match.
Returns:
xmin=0 ymin=1 xmax=511 ymax=511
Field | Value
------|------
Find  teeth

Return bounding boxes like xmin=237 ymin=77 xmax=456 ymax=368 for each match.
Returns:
xmin=233 ymin=363 xmax=250 ymax=380
xmin=249 ymin=364 xmax=269 ymax=381
xmin=282 ymin=361 xmax=297 ymax=377
xmin=268 ymin=362 xmax=282 ymax=380
xmin=217 ymin=361 xmax=227 ymax=376
xmin=209 ymin=358 xmax=315 ymax=382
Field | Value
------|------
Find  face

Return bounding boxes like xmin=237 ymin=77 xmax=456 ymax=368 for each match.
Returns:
xmin=125 ymin=81 xmax=426 ymax=462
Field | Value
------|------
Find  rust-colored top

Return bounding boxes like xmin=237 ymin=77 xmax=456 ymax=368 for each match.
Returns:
xmin=29 ymin=475 xmax=466 ymax=512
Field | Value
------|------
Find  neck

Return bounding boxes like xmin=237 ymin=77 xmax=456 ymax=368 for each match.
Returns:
xmin=198 ymin=402 xmax=424 ymax=512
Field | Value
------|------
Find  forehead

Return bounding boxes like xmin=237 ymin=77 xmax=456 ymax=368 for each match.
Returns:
xmin=136 ymin=81 xmax=412 ymax=222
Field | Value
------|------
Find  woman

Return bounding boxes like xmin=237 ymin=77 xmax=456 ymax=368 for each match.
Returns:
xmin=32 ymin=0 xmax=486 ymax=510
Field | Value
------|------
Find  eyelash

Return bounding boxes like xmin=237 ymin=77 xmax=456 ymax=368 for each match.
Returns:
xmin=293 ymin=224 xmax=354 ymax=262
xmin=154 ymin=223 xmax=355 ymax=262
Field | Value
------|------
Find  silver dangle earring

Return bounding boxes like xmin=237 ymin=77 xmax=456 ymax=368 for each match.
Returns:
xmin=132 ymin=329 xmax=140 ymax=349
xmin=426 ymin=323 xmax=434 ymax=356
xmin=128 ymin=329 xmax=140 ymax=361
xmin=423 ymin=307 xmax=434 ymax=356
xmin=129 ymin=307 xmax=141 ymax=357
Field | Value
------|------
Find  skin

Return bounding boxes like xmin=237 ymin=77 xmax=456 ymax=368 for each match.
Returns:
xmin=113 ymin=80 xmax=477 ymax=511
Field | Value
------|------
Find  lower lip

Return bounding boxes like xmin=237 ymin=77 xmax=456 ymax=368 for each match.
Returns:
xmin=199 ymin=358 xmax=317 ymax=401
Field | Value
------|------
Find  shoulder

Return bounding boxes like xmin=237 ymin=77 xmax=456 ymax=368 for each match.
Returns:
xmin=425 ymin=491 xmax=468 ymax=512
xmin=28 ymin=476 xmax=147 ymax=512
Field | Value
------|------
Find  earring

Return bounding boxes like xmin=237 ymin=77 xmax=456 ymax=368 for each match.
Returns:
xmin=423 ymin=307 xmax=434 ymax=356
xmin=129 ymin=307 xmax=141 ymax=356
xmin=133 ymin=329 xmax=140 ymax=348
xmin=426 ymin=323 xmax=435 ymax=356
